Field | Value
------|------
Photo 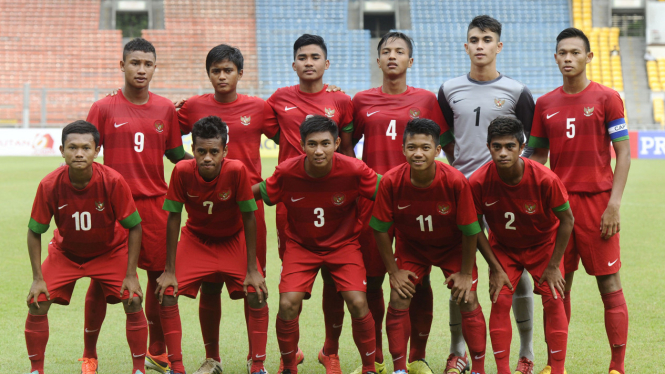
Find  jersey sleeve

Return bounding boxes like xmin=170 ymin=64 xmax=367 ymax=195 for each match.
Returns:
xmin=176 ymin=99 xmax=194 ymax=135
xmin=235 ymin=164 xmax=258 ymax=212
xmin=340 ymin=96 xmax=354 ymax=133
xmin=28 ymin=181 xmax=53 ymax=234
xmin=430 ymin=93 xmax=454 ymax=146
xmin=515 ymin=86 xmax=536 ymax=158
xmin=164 ymin=106 xmax=186 ymax=162
xmin=455 ymin=178 xmax=482 ymax=236
xmin=86 ymin=102 xmax=106 ymax=145
xmin=437 ymin=83 xmax=455 ymax=135
xmin=351 ymin=96 xmax=366 ymax=142
xmin=527 ymin=100 xmax=549 ymax=149
xmin=258 ymin=166 xmax=284 ymax=206
xmin=468 ymin=176 xmax=485 ymax=217
xmin=111 ymin=176 xmax=142 ymax=229
xmin=548 ymin=175 xmax=570 ymax=212
xmin=163 ymin=166 xmax=186 ymax=213
xmin=605 ymin=91 xmax=629 ymax=143
xmin=261 ymin=100 xmax=280 ymax=139
xmin=358 ymin=162 xmax=381 ymax=201
xmin=369 ymin=176 xmax=394 ymax=232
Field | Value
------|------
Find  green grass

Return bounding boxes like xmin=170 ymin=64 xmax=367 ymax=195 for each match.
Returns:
xmin=1 ymin=157 xmax=664 ymax=373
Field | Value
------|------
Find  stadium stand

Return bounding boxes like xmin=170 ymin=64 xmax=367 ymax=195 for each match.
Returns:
xmin=646 ymin=59 xmax=665 ymax=126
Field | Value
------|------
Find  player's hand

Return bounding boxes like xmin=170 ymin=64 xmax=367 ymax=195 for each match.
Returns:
xmin=173 ymin=98 xmax=187 ymax=109
xmin=106 ymin=89 xmax=120 ymax=97
xmin=155 ymin=271 xmax=178 ymax=303
xmin=325 ymin=84 xmax=345 ymax=93
xmin=600 ymin=203 xmax=620 ymax=240
xmin=120 ymin=275 xmax=143 ymax=305
xmin=388 ymin=269 xmax=417 ymax=299
xmin=539 ymin=265 xmax=565 ymax=299
xmin=488 ymin=268 xmax=513 ymax=303
xmin=446 ymin=272 xmax=473 ymax=305
xmin=26 ymin=279 xmax=49 ymax=308
xmin=244 ymin=269 xmax=269 ymax=304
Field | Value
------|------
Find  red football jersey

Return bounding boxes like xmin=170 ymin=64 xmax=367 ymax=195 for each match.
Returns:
xmin=266 ymin=85 xmax=354 ymax=163
xmin=28 ymin=163 xmax=141 ymax=259
xmin=87 ymin=90 xmax=185 ymax=198
xmin=469 ymin=158 xmax=570 ymax=249
xmin=528 ymin=81 xmax=629 ymax=193
xmin=163 ymin=159 xmax=257 ymax=239
xmin=177 ymin=94 xmax=279 ymax=184
xmin=259 ymin=153 xmax=378 ymax=251
xmin=370 ymin=161 xmax=481 ymax=258
xmin=352 ymin=86 xmax=452 ymax=174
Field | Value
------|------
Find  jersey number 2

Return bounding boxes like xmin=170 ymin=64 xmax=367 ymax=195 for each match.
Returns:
xmin=504 ymin=212 xmax=516 ymax=230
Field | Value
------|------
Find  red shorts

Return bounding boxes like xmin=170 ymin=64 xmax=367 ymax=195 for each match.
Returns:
xmin=490 ymin=234 xmax=564 ymax=297
xmin=165 ymin=227 xmax=260 ymax=300
xmin=34 ymin=241 xmax=134 ymax=305
xmin=255 ymin=201 xmax=267 ymax=273
xmin=135 ymin=196 xmax=167 ymax=271
xmin=279 ymin=239 xmax=367 ymax=297
xmin=276 ymin=203 xmax=287 ymax=260
xmin=564 ymin=191 xmax=621 ymax=276
xmin=394 ymin=237 xmax=478 ymax=291
xmin=357 ymin=198 xmax=388 ymax=278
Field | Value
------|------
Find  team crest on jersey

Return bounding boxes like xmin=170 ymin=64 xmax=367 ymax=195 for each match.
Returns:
xmin=331 ymin=193 xmax=346 ymax=206
xmin=437 ymin=203 xmax=451 ymax=215
xmin=95 ymin=201 xmax=105 ymax=212
xmin=240 ymin=116 xmax=251 ymax=126
xmin=154 ymin=120 xmax=165 ymax=133
xmin=219 ymin=189 xmax=232 ymax=201
xmin=524 ymin=202 xmax=537 ymax=215
xmin=324 ymin=108 xmax=336 ymax=118
xmin=409 ymin=108 xmax=421 ymax=119
xmin=494 ymin=98 xmax=506 ymax=109
xmin=584 ymin=107 xmax=594 ymax=117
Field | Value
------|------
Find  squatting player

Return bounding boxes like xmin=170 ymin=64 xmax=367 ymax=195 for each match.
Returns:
xmin=350 ymin=31 xmax=451 ymax=374
xmin=176 ymin=44 xmax=279 ymax=373
xmin=84 ymin=38 xmax=188 ymax=374
xmin=438 ymin=15 xmax=537 ymax=374
xmin=254 ymin=116 xmax=379 ymax=374
xmin=155 ymin=116 xmax=269 ymax=374
xmin=371 ymin=119 xmax=487 ymax=374
xmin=529 ymin=28 xmax=631 ymax=374
xmin=25 ymin=121 xmax=147 ymax=374
xmin=470 ymin=117 xmax=573 ymax=374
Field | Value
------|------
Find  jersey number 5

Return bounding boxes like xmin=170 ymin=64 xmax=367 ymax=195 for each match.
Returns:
xmin=566 ymin=118 xmax=575 ymax=139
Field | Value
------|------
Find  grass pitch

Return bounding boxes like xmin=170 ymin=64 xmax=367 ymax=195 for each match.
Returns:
xmin=1 ymin=156 xmax=663 ymax=373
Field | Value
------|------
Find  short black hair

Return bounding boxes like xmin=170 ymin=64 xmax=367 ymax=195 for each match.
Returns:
xmin=467 ymin=15 xmax=502 ymax=40
xmin=300 ymin=115 xmax=338 ymax=140
xmin=123 ymin=37 xmax=156 ymax=61
xmin=487 ymin=116 xmax=525 ymax=145
xmin=191 ymin=116 xmax=228 ymax=147
xmin=403 ymin=118 xmax=441 ymax=146
xmin=62 ymin=120 xmax=100 ymax=147
xmin=293 ymin=34 xmax=327 ymax=60
xmin=377 ymin=31 xmax=414 ymax=57
xmin=206 ymin=44 xmax=243 ymax=74
xmin=556 ymin=27 xmax=590 ymax=53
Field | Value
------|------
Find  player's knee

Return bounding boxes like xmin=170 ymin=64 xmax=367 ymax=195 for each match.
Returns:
xmin=345 ymin=297 xmax=369 ymax=318
xmin=366 ymin=274 xmax=385 ymax=290
xmin=28 ymin=302 xmax=50 ymax=316
xmin=200 ymin=281 xmax=223 ymax=295
xmin=123 ymin=297 xmax=143 ymax=313
xmin=278 ymin=296 xmax=300 ymax=318
xmin=597 ymin=272 xmax=622 ymax=294
xmin=389 ymin=291 xmax=411 ymax=310
xmin=459 ymin=292 xmax=479 ymax=312
xmin=246 ymin=293 xmax=266 ymax=309
xmin=160 ymin=294 xmax=178 ymax=307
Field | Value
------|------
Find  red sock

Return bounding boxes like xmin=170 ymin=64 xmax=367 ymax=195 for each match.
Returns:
xmin=563 ymin=291 xmax=571 ymax=322
xmin=489 ymin=295 xmax=512 ymax=374
xmin=461 ymin=305 xmax=487 ymax=374
xmin=543 ymin=307 xmax=552 ymax=367
xmin=199 ymin=291 xmax=221 ymax=362
xmin=249 ymin=305 xmax=270 ymax=372
xmin=409 ymin=285 xmax=433 ymax=362
xmin=126 ymin=310 xmax=148 ymax=373
xmin=245 ymin=297 xmax=252 ymax=360
xmin=159 ymin=304 xmax=185 ymax=373
xmin=276 ymin=315 xmax=299 ymax=372
xmin=146 ymin=271 xmax=166 ymax=356
xmin=386 ymin=306 xmax=410 ymax=372
xmin=602 ymin=289 xmax=628 ymax=374
xmin=322 ymin=283 xmax=345 ymax=355
xmin=543 ymin=296 xmax=568 ymax=374
xmin=83 ymin=279 xmax=106 ymax=359
xmin=366 ymin=289 xmax=385 ymax=363
xmin=353 ymin=312 xmax=377 ymax=373
xmin=25 ymin=313 xmax=49 ymax=374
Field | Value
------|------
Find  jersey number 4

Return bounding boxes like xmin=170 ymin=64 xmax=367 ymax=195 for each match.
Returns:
xmin=386 ymin=120 xmax=397 ymax=140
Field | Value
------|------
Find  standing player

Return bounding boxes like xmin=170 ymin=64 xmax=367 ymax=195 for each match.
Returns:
xmin=529 ymin=28 xmax=631 ymax=374
xmin=470 ymin=117 xmax=573 ymax=374
xmin=370 ymin=119 xmax=486 ymax=374
xmin=84 ymin=38 xmax=188 ymax=374
xmin=254 ymin=116 xmax=379 ymax=374
xmin=350 ymin=32 xmax=452 ymax=374
xmin=25 ymin=121 xmax=147 ymax=374
xmin=437 ymin=15 xmax=537 ymax=374
xmin=176 ymin=44 xmax=278 ymax=373
xmin=154 ymin=116 xmax=269 ymax=374
xmin=265 ymin=34 xmax=355 ymax=372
